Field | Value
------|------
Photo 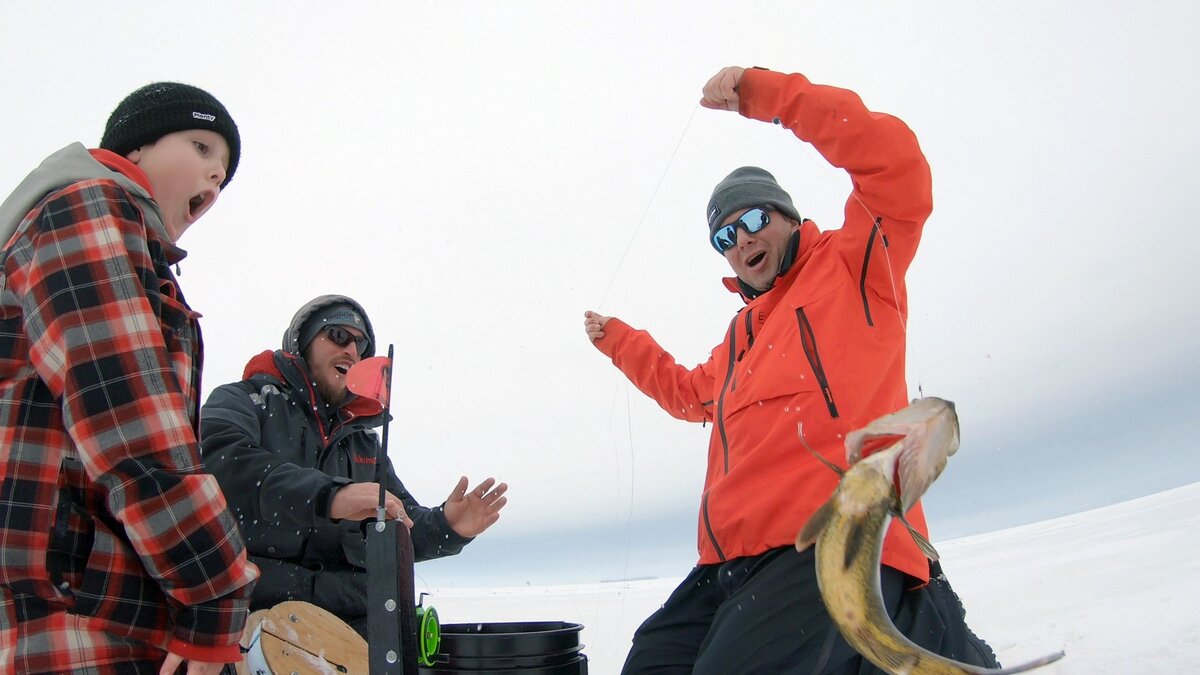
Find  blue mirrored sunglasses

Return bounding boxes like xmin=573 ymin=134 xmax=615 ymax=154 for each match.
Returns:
xmin=710 ymin=207 xmax=771 ymax=253
xmin=322 ymin=325 xmax=370 ymax=356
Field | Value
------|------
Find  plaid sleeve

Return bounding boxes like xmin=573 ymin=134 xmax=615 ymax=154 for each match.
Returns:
xmin=11 ymin=179 xmax=257 ymax=649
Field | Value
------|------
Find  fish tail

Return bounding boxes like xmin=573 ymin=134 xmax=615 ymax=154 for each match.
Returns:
xmin=982 ymin=650 xmax=1066 ymax=674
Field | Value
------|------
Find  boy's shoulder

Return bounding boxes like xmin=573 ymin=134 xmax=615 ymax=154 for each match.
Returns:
xmin=0 ymin=144 xmax=147 ymax=246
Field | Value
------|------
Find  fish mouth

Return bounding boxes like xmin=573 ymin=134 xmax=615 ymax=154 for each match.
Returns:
xmin=845 ymin=397 xmax=960 ymax=515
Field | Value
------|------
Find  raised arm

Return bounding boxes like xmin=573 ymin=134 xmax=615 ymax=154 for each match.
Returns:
xmin=707 ymin=66 xmax=933 ymax=284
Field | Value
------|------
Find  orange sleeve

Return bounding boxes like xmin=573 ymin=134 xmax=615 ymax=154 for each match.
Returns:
xmin=593 ymin=318 xmax=716 ymax=423
xmin=737 ymin=68 xmax=933 ymax=287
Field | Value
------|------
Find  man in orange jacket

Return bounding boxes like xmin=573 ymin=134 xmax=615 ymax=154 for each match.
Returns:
xmin=584 ymin=66 xmax=999 ymax=674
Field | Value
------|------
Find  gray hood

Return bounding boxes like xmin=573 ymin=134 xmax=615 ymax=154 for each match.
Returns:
xmin=0 ymin=143 xmax=171 ymax=250
xmin=282 ymin=294 xmax=377 ymax=358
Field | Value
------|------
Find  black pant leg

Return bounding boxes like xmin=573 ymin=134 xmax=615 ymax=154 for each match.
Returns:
xmin=622 ymin=565 xmax=723 ymax=675
xmin=692 ymin=546 xmax=906 ymax=675
xmin=887 ymin=560 xmax=1001 ymax=668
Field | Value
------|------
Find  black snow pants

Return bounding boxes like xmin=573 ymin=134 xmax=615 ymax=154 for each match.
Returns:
xmin=621 ymin=545 xmax=999 ymax=675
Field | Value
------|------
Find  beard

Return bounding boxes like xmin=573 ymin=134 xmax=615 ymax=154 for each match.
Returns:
xmin=315 ymin=370 xmax=349 ymax=406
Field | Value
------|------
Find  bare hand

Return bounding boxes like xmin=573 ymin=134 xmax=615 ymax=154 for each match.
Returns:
xmin=443 ymin=476 xmax=508 ymax=538
xmin=329 ymin=482 xmax=411 ymax=525
xmin=159 ymin=651 xmax=226 ymax=675
xmin=584 ymin=310 xmax=611 ymax=342
xmin=700 ymin=66 xmax=746 ymax=111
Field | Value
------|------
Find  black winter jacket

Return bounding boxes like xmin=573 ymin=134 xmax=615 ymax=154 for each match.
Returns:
xmin=200 ymin=349 xmax=470 ymax=623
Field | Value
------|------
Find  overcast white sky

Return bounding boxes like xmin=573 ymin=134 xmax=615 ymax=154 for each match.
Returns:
xmin=4 ymin=1 xmax=1198 ymax=585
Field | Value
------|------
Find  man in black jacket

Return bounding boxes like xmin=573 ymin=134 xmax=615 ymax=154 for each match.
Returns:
xmin=200 ymin=294 xmax=507 ymax=635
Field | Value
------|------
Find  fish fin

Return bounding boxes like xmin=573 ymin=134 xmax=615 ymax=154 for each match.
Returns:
xmin=796 ymin=499 xmax=834 ymax=551
xmin=797 ymin=422 xmax=844 ymax=477
xmin=843 ymin=518 xmax=867 ymax=571
xmin=898 ymin=513 xmax=940 ymax=561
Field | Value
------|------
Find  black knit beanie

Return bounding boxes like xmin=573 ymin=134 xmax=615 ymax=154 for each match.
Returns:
xmin=706 ymin=166 xmax=802 ymax=234
xmin=298 ymin=303 xmax=371 ymax=355
xmin=100 ymin=82 xmax=240 ymax=189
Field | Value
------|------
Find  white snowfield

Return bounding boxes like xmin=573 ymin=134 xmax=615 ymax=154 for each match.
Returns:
xmin=426 ymin=482 xmax=1200 ymax=674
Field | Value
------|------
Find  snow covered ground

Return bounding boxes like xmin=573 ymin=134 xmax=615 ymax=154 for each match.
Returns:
xmin=425 ymin=481 xmax=1200 ymax=674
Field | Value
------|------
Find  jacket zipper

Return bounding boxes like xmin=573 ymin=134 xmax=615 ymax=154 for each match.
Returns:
xmin=715 ymin=314 xmax=740 ymax=474
xmin=859 ymin=217 xmax=885 ymax=327
xmin=705 ymin=315 xmax=744 ymax=562
xmin=701 ymin=492 xmax=727 ymax=562
xmin=795 ymin=308 xmax=840 ymax=418
xmin=743 ymin=310 xmax=755 ymax=353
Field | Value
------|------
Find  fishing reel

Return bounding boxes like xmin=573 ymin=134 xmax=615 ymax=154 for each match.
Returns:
xmin=416 ymin=592 xmax=442 ymax=667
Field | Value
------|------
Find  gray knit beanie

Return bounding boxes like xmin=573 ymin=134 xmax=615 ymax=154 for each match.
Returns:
xmin=706 ymin=166 xmax=801 ymax=233
xmin=100 ymin=82 xmax=240 ymax=188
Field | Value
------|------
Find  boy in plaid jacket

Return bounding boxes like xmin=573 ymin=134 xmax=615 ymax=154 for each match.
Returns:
xmin=0 ymin=83 xmax=259 ymax=674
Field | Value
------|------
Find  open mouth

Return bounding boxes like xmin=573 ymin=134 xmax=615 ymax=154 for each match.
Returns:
xmin=746 ymin=251 xmax=767 ymax=268
xmin=188 ymin=193 xmax=209 ymax=219
xmin=333 ymin=363 xmax=351 ymax=375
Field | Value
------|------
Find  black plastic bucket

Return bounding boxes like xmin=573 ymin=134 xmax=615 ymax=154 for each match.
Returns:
xmin=419 ymin=621 xmax=587 ymax=674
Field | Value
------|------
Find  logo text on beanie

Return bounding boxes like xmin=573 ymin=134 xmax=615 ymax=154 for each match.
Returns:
xmin=192 ymin=112 xmax=217 ymax=122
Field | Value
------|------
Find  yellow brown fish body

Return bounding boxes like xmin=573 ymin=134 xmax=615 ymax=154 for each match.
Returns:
xmin=797 ymin=398 xmax=1063 ymax=675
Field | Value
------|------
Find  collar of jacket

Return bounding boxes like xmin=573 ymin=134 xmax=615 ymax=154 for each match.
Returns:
xmin=0 ymin=143 xmax=185 ymax=264
xmin=240 ymin=349 xmax=386 ymax=420
xmin=89 ymin=148 xmax=153 ymax=195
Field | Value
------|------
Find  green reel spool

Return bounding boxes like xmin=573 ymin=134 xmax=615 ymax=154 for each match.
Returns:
xmin=416 ymin=595 xmax=441 ymax=667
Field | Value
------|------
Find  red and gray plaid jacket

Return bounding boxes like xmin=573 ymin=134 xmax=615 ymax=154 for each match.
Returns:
xmin=0 ymin=144 xmax=258 ymax=672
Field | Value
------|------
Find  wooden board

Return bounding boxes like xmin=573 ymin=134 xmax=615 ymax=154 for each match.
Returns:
xmin=237 ymin=600 xmax=369 ymax=674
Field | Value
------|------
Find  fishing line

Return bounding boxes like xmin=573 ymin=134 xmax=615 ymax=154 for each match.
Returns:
xmin=596 ymin=103 xmax=701 ymax=310
xmin=578 ymin=103 xmax=701 ymax=616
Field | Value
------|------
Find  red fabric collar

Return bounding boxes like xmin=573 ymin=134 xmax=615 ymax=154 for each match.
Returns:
xmin=242 ymin=350 xmax=280 ymax=381
xmin=242 ymin=350 xmax=384 ymax=418
xmin=88 ymin=148 xmax=154 ymax=196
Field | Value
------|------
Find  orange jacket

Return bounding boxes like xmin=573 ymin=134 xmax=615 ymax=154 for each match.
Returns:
xmin=593 ymin=68 xmax=934 ymax=581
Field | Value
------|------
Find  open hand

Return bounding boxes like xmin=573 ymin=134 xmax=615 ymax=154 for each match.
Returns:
xmin=444 ymin=476 xmax=508 ymax=538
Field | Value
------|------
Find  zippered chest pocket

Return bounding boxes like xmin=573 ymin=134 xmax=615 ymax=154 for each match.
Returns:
xmin=720 ymin=277 xmax=847 ymax=421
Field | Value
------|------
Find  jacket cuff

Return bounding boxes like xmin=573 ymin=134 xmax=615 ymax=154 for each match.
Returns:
xmin=165 ymin=636 xmax=244 ymax=665
xmin=736 ymin=67 xmax=807 ymax=125
xmin=318 ymin=477 xmax=355 ymax=520
xmin=592 ymin=318 xmax=632 ymax=358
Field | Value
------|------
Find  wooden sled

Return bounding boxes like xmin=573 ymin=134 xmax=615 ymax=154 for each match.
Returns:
xmin=235 ymin=601 xmax=368 ymax=675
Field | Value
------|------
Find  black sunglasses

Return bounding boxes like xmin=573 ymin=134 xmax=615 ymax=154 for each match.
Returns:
xmin=322 ymin=325 xmax=370 ymax=356
xmin=710 ymin=207 xmax=771 ymax=253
